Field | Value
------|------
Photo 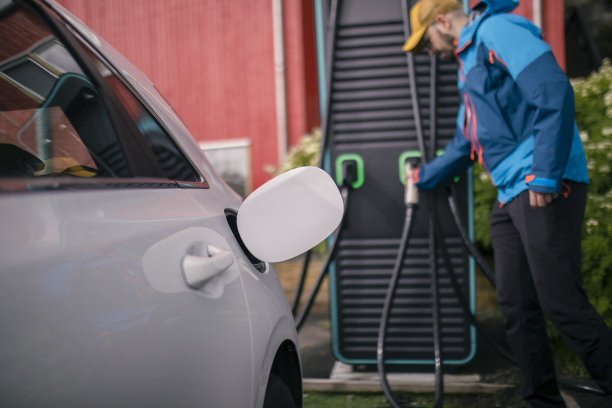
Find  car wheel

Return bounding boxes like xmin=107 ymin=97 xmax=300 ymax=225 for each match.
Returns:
xmin=262 ymin=373 xmax=297 ymax=408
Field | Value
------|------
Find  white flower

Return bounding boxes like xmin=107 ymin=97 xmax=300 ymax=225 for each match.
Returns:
xmin=604 ymin=92 xmax=612 ymax=108
xmin=597 ymin=141 xmax=612 ymax=149
xmin=580 ymin=130 xmax=590 ymax=141
xmin=586 ymin=218 xmax=599 ymax=234
xmin=586 ymin=219 xmax=599 ymax=226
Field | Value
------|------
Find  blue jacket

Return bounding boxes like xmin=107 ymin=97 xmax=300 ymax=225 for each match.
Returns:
xmin=415 ymin=0 xmax=589 ymax=204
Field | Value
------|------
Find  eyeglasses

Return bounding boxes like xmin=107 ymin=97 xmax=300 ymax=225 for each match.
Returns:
xmin=419 ymin=24 xmax=435 ymax=53
xmin=421 ymin=33 xmax=432 ymax=52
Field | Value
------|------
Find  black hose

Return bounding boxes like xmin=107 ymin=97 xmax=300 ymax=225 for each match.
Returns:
xmin=446 ymin=187 xmax=496 ymax=287
xmin=375 ymin=1 xmax=446 ymax=405
xmin=376 ymin=205 xmax=417 ymax=408
xmin=376 ymin=192 xmax=445 ymax=408
xmin=294 ymin=185 xmax=350 ymax=332
xmin=425 ymin=191 xmax=444 ymax=408
xmin=557 ymin=381 xmax=605 ymax=396
xmin=291 ymin=250 xmax=311 ymax=316
xmin=319 ymin=0 xmax=341 ymax=163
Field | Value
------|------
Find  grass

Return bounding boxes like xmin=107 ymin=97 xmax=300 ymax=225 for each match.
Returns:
xmin=302 ymin=391 xmax=463 ymax=408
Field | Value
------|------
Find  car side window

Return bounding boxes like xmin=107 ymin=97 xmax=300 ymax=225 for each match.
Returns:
xmin=98 ymin=70 xmax=199 ymax=182
xmin=0 ymin=6 xmax=130 ymax=178
xmin=0 ymin=3 xmax=199 ymax=183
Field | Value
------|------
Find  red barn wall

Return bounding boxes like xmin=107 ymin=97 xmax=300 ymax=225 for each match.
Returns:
xmin=284 ymin=0 xmax=320 ymax=149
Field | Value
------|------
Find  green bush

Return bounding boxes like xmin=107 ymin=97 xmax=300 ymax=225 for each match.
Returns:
xmin=574 ymin=60 xmax=612 ymax=324
xmin=551 ymin=60 xmax=612 ymax=373
xmin=472 ymin=165 xmax=497 ymax=253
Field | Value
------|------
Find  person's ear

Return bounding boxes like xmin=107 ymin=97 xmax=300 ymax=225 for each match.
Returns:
xmin=435 ymin=14 xmax=452 ymax=33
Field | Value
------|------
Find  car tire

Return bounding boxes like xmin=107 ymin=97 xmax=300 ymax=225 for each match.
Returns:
xmin=262 ymin=373 xmax=297 ymax=408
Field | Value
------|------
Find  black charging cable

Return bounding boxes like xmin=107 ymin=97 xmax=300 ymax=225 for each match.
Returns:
xmin=376 ymin=161 xmax=420 ymax=408
xmin=294 ymin=180 xmax=351 ymax=332
xmin=375 ymin=0 xmax=447 ymax=404
xmin=425 ymin=190 xmax=445 ymax=408
xmin=376 ymin=161 xmax=445 ymax=408
xmin=376 ymin=203 xmax=418 ymax=408
xmin=291 ymin=250 xmax=311 ymax=317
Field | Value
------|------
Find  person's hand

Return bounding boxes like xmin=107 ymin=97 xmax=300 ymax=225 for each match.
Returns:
xmin=529 ymin=190 xmax=557 ymax=208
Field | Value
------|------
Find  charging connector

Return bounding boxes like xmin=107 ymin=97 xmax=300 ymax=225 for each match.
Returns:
xmin=341 ymin=160 xmax=358 ymax=188
xmin=404 ymin=159 xmax=419 ymax=206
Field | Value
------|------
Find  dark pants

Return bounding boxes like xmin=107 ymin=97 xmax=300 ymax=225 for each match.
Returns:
xmin=490 ymin=183 xmax=612 ymax=408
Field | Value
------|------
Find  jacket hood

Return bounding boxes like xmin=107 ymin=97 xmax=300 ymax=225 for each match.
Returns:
xmin=457 ymin=0 xmax=519 ymax=51
xmin=478 ymin=0 xmax=519 ymax=15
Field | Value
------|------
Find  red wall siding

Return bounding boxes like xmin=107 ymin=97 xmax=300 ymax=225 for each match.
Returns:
xmin=57 ymin=0 xmax=283 ymax=189
xmin=541 ymin=0 xmax=565 ymax=70
xmin=284 ymin=0 xmax=320 ymax=148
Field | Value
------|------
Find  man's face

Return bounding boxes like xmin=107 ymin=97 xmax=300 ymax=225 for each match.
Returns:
xmin=423 ymin=24 xmax=455 ymax=59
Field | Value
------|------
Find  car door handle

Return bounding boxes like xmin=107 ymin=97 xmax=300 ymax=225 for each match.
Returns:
xmin=181 ymin=246 xmax=234 ymax=290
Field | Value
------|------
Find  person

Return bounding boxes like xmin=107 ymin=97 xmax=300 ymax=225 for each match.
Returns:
xmin=402 ymin=0 xmax=612 ymax=407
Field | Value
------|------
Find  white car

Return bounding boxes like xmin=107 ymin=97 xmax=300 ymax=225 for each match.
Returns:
xmin=0 ymin=1 xmax=342 ymax=407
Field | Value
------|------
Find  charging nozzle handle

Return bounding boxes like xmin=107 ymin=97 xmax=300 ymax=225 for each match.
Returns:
xmin=341 ymin=160 xmax=357 ymax=189
xmin=404 ymin=159 xmax=419 ymax=206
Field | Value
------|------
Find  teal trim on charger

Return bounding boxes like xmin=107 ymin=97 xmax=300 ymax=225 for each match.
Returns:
xmin=329 ymin=260 xmax=343 ymax=362
xmin=466 ymin=166 xmax=477 ymax=364
xmin=314 ymin=0 xmax=327 ymax=117
xmin=322 ymin=149 xmax=331 ymax=174
xmin=335 ymin=153 xmax=364 ymax=189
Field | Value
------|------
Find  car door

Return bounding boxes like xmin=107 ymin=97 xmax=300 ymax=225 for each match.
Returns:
xmin=0 ymin=2 xmax=253 ymax=406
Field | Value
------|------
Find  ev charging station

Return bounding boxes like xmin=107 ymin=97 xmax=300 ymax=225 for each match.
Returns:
xmin=315 ymin=0 xmax=476 ymax=368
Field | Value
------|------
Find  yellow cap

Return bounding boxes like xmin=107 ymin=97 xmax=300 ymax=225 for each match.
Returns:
xmin=402 ymin=0 xmax=461 ymax=52
xmin=35 ymin=157 xmax=97 ymax=177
